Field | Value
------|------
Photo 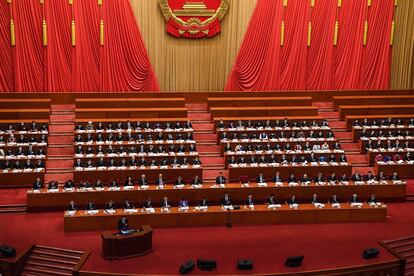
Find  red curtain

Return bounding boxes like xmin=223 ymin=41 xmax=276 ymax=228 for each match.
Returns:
xmin=361 ymin=0 xmax=394 ymax=89
xmin=13 ymin=0 xmax=45 ymax=92
xmin=306 ymin=0 xmax=336 ymax=90
xmin=225 ymin=0 xmax=282 ymax=91
xmin=280 ymin=0 xmax=308 ymax=90
xmin=72 ymin=0 xmax=101 ymax=92
xmin=0 ymin=1 xmax=14 ymax=92
xmin=45 ymin=0 xmax=72 ymax=92
xmin=101 ymin=0 xmax=159 ymax=92
xmin=226 ymin=0 xmax=393 ymax=91
xmin=334 ymin=0 xmax=367 ymax=89
xmin=0 ymin=0 xmax=158 ymax=92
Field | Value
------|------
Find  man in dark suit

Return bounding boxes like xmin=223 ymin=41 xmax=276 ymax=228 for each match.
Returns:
xmin=272 ymin=172 xmax=283 ymax=183
xmin=86 ymin=200 xmax=96 ymax=211
xmin=105 ymin=200 xmax=116 ymax=211
xmin=330 ymin=194 xmax=340 ymax=204
xmin=311 ymin=194 xmax=320 ymax=204
xmin=33 ymin=177 xmax=44 ymax=190
xmin=118 ymin=217 xmax=130 ymax=233
xmin=123 ymin=199 xmax=135 ymax=209
xmin=143 ymin=198 xmax=153 ymax=209
xmin=198 ymin=197 xmax=209 ymax=207
xmin=67 ymin=200 xmax=78 ymax=211
xmin=266 ymin=194 xmax=277 ymax=205
xmin=155 ymin=173 xmax=166 ymax=186
xmin=192 ymin=175 xmax=203 ymax=186
xmin=138 ymin=174 xmax=148 ymax=186
xmin=216 ymin=172 xmax=226 ymax=185
xmin=161 ymin=196 xmax=170 ymax=208
xmin=352 ymin=170 xmax=362 ymax=182
xmin=256 ymin=172 xmax=266 ymax=183
xmin=246 ymin=194 xmax=254 ymax=206
xmin=124 ymin=176 xmax=134 ymax=187
xmin=367 ymin=194 xmax=377 ymax=204
xmin=349 ymin=194 xmax=359 ymax=203
xmin=221 ymin=193 xmax=232 ymax=206
xmin=287 ymin=195 xmax=298 ymax=205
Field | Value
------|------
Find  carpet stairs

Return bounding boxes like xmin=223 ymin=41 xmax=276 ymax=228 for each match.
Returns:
xmin=383 ymin=235 xmax=414 ymax=275
xmin=21 ymin=245 xmax=87 ymax=276
xmin=0 ymin=204 xmax=27 ymax=214
xmin=188 ymin=104 xmax=226 ymax=184
xmin=45 ymin=105 xmax=75 ymax=185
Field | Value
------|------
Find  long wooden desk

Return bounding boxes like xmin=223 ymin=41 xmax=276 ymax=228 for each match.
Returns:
xmin=333 ymin=95 xmax=414 ymax=110
xmin=374 ymin=162 xmax=414 ymax=178
xmin=207 ymin=97 xmax=312 ymax=107
xmin=102 ymin=225 xmax=153 ymax=260
xmin=64 ymin=204 xmax=388 ymax=231
xmin=0 ymin=170 xmax=44 ymax=188
xmin=76 ymin=98 xmax=185 ymax=108
xmin=340 ymin=104 xmax=414 ymax=119
xmin=345 ymin=115 xmax=414 ymax=130
xmin=219 ymin=139 xmax=337 ymax=152
xmin=0 ymin=109 xmax=50 ymax=120
xmin=27 ymin=181 xmax=406 ymax=211
xmin=0 ymin=99 xmax=51 ymax=109
xmin=210 ymin=106 xmax=318 ymax=117
xmin=73 ymin=166 xmax=202 ymax=183
xmin=75 ymin=117 xmax=188 ymax=125
xmin=358 ymin=137 xmax=413 ymax=153
xmin=228 ymin=163 xmax=352 ymax=181
xmin=75 ymin=108 xmax=187 ymax=119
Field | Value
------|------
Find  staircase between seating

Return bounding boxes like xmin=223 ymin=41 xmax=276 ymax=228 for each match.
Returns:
xmin=382 ymin=235 xmax=414 ymax=276
xmin=20 ymin=245 xmax=88 ymax=276
xmin=45 ymin=105 xmax=75 ymax=186
xmin=186 ymin=103 xmax=227 ymax=184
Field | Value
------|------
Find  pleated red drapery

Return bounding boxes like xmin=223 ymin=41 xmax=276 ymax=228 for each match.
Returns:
xmin=0 ymin=1 xmax=14 ymax=92
xmin=226 ymin=0 xmax=394 ymax=91
xmin=0 ymin=0 xmax=158 ymax=92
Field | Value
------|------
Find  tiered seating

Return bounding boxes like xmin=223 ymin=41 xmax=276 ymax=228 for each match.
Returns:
xmin=75 ymin=97 xmax=186 ymax=108
xmin=0 ymin=120 xmax=49 ymax=187
xmin=350 ymin=117 xmax=414 ymax=177
xmin=72 ymin=120 xmax=202 ymax=183
xmin=214 ymin=117 xmax=351 ymax=181
xmin=207 ymin=96 xmax=312 ymax=107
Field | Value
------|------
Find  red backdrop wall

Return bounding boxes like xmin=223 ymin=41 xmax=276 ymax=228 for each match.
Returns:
xmin=226 ymin=0 xmax=394 ymax=91
xmin=0 ymin=0 xmax=158 ymax=92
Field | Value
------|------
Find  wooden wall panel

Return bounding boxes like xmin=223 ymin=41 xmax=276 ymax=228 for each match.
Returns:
xmin=391 ymin=0 xmax=414 ymax=89
xmin=130 ymin=0 xmax=257 ymax=92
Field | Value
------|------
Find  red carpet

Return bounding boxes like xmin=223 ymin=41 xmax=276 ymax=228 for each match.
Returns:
xmin=2 ymin=203 xmax=414 ymax=275
xmin=0 ymin=188 xmax=28 ymax=205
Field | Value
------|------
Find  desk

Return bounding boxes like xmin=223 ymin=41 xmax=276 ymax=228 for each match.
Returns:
xmin=351 ymin=125 xmax=413 ymax=142
xmin=101 ymin=225 xmax=153 ymax=260
xmin=27 ymin=181 xmax=406 ymax=211
xmin=207 ymin=97 xmax=312 ymax=107
xmin=210 ymin=106 xmax=318 ymax=117
xmin=228 ymin=164 xmax=352 ymax=181
xmin=75 ymin=108 xmax=187 ymax=119
xmin=64 ymin=204 xmax=387 ymax=231
xmin=73 ymin=166 xmax=202 ymax=183
xmin=76 ymin=98 xmax=185 ymax=108
xmin=0 ymin=170 xmax=44 ymax=188
xmin=339 ymin=105 xmax=414 ymax=120
xmin=374 ymin=162 xmax=414 ymax=178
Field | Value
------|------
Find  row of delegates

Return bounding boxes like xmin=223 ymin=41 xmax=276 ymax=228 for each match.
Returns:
xmin=76 ymin=121 xmax=193 ymax=132
xmin=359 ymin=129 xmax=413 ymax=139
xmin=32 ymin=179 xmax=58 ymax=190
xmin=220 ymin=193 xmax=379 ymax=206
xmin=375 ymin=152 xmax=414 ymax=163
xmin=256 ymin=170 xmax=401 ymax=185
xmin=60 ymin=174 xmax=204 ymax=190
xmin=74 ymin=156 xmax=202 ymax=168
xmin=75 ymin=143 xmax=197 ymax=156
xmin=228 ymin=153 xmax=347 ymax=165
xmin=351 ymin=170 xmax=401 ymax=182
xmin=1 ymin=159 xmax=45 ymax=170
xmin=0 ymin=134 xmax=48 ymax=145
xmin=220 ymin=130 xmax=335 ymax=141
xmin=353 ymin=117 xmax=414 ymax=127
xmin=0 ymin=146 xmax=46 ymax=158
xmin=0 ymin=122 xmax=48 ymax=133
xmin=74 ymin=132 xmax=194 ymax=144
xmin=225 ymin=141 xmax=343 ymax=153
xmin=364 ymin=140 xmax=413 ymax=151
xmin=217 ymin=119 xmax=329 ymax=129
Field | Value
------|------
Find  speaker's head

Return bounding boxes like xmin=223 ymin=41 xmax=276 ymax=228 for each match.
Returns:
xmin=363 ymin=248 xmax=379 ymax=259
xmin=285 ymin=255 xmax=304 ymax=267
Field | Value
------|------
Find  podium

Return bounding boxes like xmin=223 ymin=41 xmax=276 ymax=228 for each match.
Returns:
xmin=101 ymin=225 xmax=153 ymax=260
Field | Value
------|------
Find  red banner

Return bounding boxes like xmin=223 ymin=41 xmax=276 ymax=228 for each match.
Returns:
xmin=159 ymin=0 xmax=229 ymax=38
